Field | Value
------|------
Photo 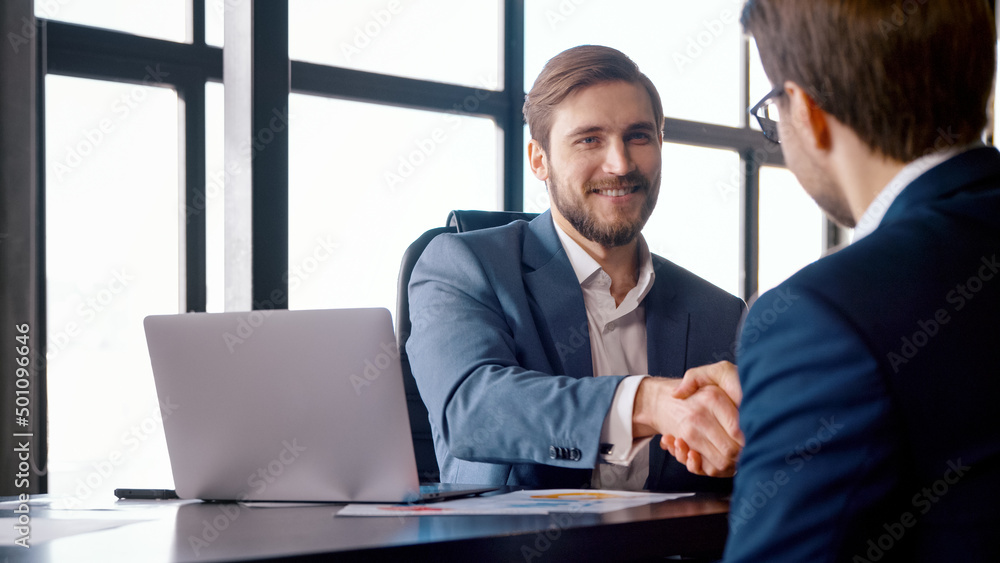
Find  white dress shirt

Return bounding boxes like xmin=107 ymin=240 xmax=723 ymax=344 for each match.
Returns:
xmin=552 ymin=222 xmax=655 ymax=491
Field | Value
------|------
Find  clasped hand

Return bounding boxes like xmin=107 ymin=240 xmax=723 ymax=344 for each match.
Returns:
xmin=632 ymin=361 xmax=743 ymax=477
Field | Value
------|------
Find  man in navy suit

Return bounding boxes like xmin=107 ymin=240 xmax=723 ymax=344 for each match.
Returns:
xmin=674 ymin=1 xmax=1000 ymax=560
xmin=406 ymin=45 xmax=746 ymax=491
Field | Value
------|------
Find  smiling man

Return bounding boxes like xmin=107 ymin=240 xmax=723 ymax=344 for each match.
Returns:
xmin=406 ymin=45 xmax=746 ymax=492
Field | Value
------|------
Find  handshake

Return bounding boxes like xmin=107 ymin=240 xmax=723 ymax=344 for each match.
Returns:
xmin=632 ymin=361 xmax=742 ymax=477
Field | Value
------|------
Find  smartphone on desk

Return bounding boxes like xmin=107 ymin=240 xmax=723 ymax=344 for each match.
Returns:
xmin=114 ymin=488 xmax=179 ymax=500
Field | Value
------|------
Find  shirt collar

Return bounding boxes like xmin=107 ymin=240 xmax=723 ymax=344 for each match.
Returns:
xmin=853 ymin=143 xmax=981 ymax=242
xmin=552 ymin=220 xmax=655 ymax=296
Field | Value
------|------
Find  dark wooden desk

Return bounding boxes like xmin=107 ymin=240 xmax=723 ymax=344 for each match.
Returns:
xmin=1 ymin=494 xmax=728 ymax=562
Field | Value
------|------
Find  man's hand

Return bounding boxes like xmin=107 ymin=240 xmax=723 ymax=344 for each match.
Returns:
xmin=673 ymin=361 xmax=742 ymax=406
xmin=632 ymin=369 xmax=743 ymax=477
xmin=663 ymin=361 xmax=743 ymax=475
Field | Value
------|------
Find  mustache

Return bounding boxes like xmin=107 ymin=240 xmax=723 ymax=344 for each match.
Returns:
xmin=585 ymin=170 xmax=650 ymax=192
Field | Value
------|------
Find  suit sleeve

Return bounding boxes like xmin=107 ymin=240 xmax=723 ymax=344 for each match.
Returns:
xmin=406 ymin=234 xmax=622 ymax=468
xmin=724 ymin=286 xmax=898 ymax=562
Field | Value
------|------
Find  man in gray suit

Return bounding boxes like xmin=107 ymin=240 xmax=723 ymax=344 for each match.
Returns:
xmin=407 ymin=45 xmax=745 ymax=491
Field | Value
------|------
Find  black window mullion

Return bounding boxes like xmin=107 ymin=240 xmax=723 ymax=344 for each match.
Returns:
xmin=741 ymin=152 xmax=761 ymax=301
xmin=44 ymin=20 xmax=221 ymax=83
xmin=191 ymin=0 xmax=206 ymax=47
xmin=502 ymin=0 xmax=525 ymax=212
xmin=0 ymin=0 xmax=47 ymax=496
xmin=179 ymin=77 xmax=208 ymax=313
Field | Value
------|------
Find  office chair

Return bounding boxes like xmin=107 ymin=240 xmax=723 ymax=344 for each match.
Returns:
xmin=395 ymin=209 xmax=539 ymax=482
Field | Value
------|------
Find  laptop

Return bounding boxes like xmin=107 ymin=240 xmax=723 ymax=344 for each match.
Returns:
xmin=143 ymin=307 xmax=495 ymax=503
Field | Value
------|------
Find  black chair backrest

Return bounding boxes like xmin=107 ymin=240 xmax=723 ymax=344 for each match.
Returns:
xmin=446 ymin=209 xmax=539 ymax=232
xmin=395 ymin=210 xmax=538 ymax=482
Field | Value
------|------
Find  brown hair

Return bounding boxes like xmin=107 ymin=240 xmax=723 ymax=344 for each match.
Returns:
xmin=742 ymin=0 xmax=996 ymax=162
xmin=523 ymin=45 xmax=664 ymax=152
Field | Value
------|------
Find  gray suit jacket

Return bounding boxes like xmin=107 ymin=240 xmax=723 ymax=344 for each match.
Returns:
xmin=407 ymin=211 xmax=744 ymax=490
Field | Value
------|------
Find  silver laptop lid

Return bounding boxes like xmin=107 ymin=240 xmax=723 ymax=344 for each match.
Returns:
xmin=143 ymin=308 xmax=420 ymax=502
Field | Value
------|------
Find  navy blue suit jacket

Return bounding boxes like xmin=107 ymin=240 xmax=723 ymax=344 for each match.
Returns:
xmin=407 ymin=211 xmax=745 ymax=490
xmin=726 ymin=147 xmax=1000 ymax=562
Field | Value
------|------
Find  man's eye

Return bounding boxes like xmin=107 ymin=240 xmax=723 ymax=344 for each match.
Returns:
xmin=579 ymin=137 xmax=598 ymax=144
xmin=627 ymin=132 xmax=651 ymax=142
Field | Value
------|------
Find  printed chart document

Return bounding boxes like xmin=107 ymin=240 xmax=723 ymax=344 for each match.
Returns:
xmin=336 ymin=489 xmax=693 ymax=517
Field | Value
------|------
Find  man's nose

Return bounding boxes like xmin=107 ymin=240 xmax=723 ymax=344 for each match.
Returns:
xmin=602 ymin=140 xmax=634 ymax=176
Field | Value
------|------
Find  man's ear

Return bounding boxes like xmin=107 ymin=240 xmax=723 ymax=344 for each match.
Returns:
xmin=528 ymin=139 xmax=549 ymax=181
xmin=785 ymin=81 xmax=832 ymax=151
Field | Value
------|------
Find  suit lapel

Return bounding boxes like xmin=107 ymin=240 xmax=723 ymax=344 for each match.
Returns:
xmin=645 ymin=259 xmax=688 ymax=379
xmin=523 ymin=212 xmax=593 ymax=379
xmin=643 ymin=258 xmax=690 ymax=489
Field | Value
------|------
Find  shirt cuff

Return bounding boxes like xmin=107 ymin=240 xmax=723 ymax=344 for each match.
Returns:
xmin=599 ymin=375 xmax=653 ymax=466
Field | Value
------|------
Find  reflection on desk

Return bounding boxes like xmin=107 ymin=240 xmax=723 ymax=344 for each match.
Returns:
xmin=1 ymin=493 xmax=729 ymax=562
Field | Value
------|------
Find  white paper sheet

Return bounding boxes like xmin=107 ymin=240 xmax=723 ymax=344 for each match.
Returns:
xmin=336 ymin=489 xmax=693 ymax=517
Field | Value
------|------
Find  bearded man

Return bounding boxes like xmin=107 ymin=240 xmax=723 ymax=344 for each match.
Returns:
xmin=407 ymin=45 xmax=745 ymax=492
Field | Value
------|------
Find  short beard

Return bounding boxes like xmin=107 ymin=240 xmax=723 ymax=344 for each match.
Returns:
xmin=549 ymin=169 xmax=657 ymax=248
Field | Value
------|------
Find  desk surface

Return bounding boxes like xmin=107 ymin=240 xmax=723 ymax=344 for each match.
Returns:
xmin=2 ymin=494 xmax=729 ymax=562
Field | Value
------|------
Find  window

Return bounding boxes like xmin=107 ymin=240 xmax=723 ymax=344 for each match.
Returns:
xmin=45 ymin=75 xmax=180 ymax=502
xmin=289 ymin=0 xmax=502 ymax=89
xmin=758 ymin=166 xmax=824 ymax=295
xmin=287 ymin=95 xmax=499 ymax=313
xmin=525 ymin=0 xmax=745 ymax=127
xmin=645 ymin=144 xmax=742 ymax=296
xmin=36 ymin=0 xmax=187 ymax=42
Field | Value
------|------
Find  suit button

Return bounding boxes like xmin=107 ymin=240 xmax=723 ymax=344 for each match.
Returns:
xmin=549 ymin=446 xmax=558 ymax=459
xmin=570 ymin=449 xmax=582 ymax=461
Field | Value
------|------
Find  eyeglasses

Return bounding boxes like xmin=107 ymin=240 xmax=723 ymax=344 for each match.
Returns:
xmin=749 ymin=85 xmax=785 ymax=144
